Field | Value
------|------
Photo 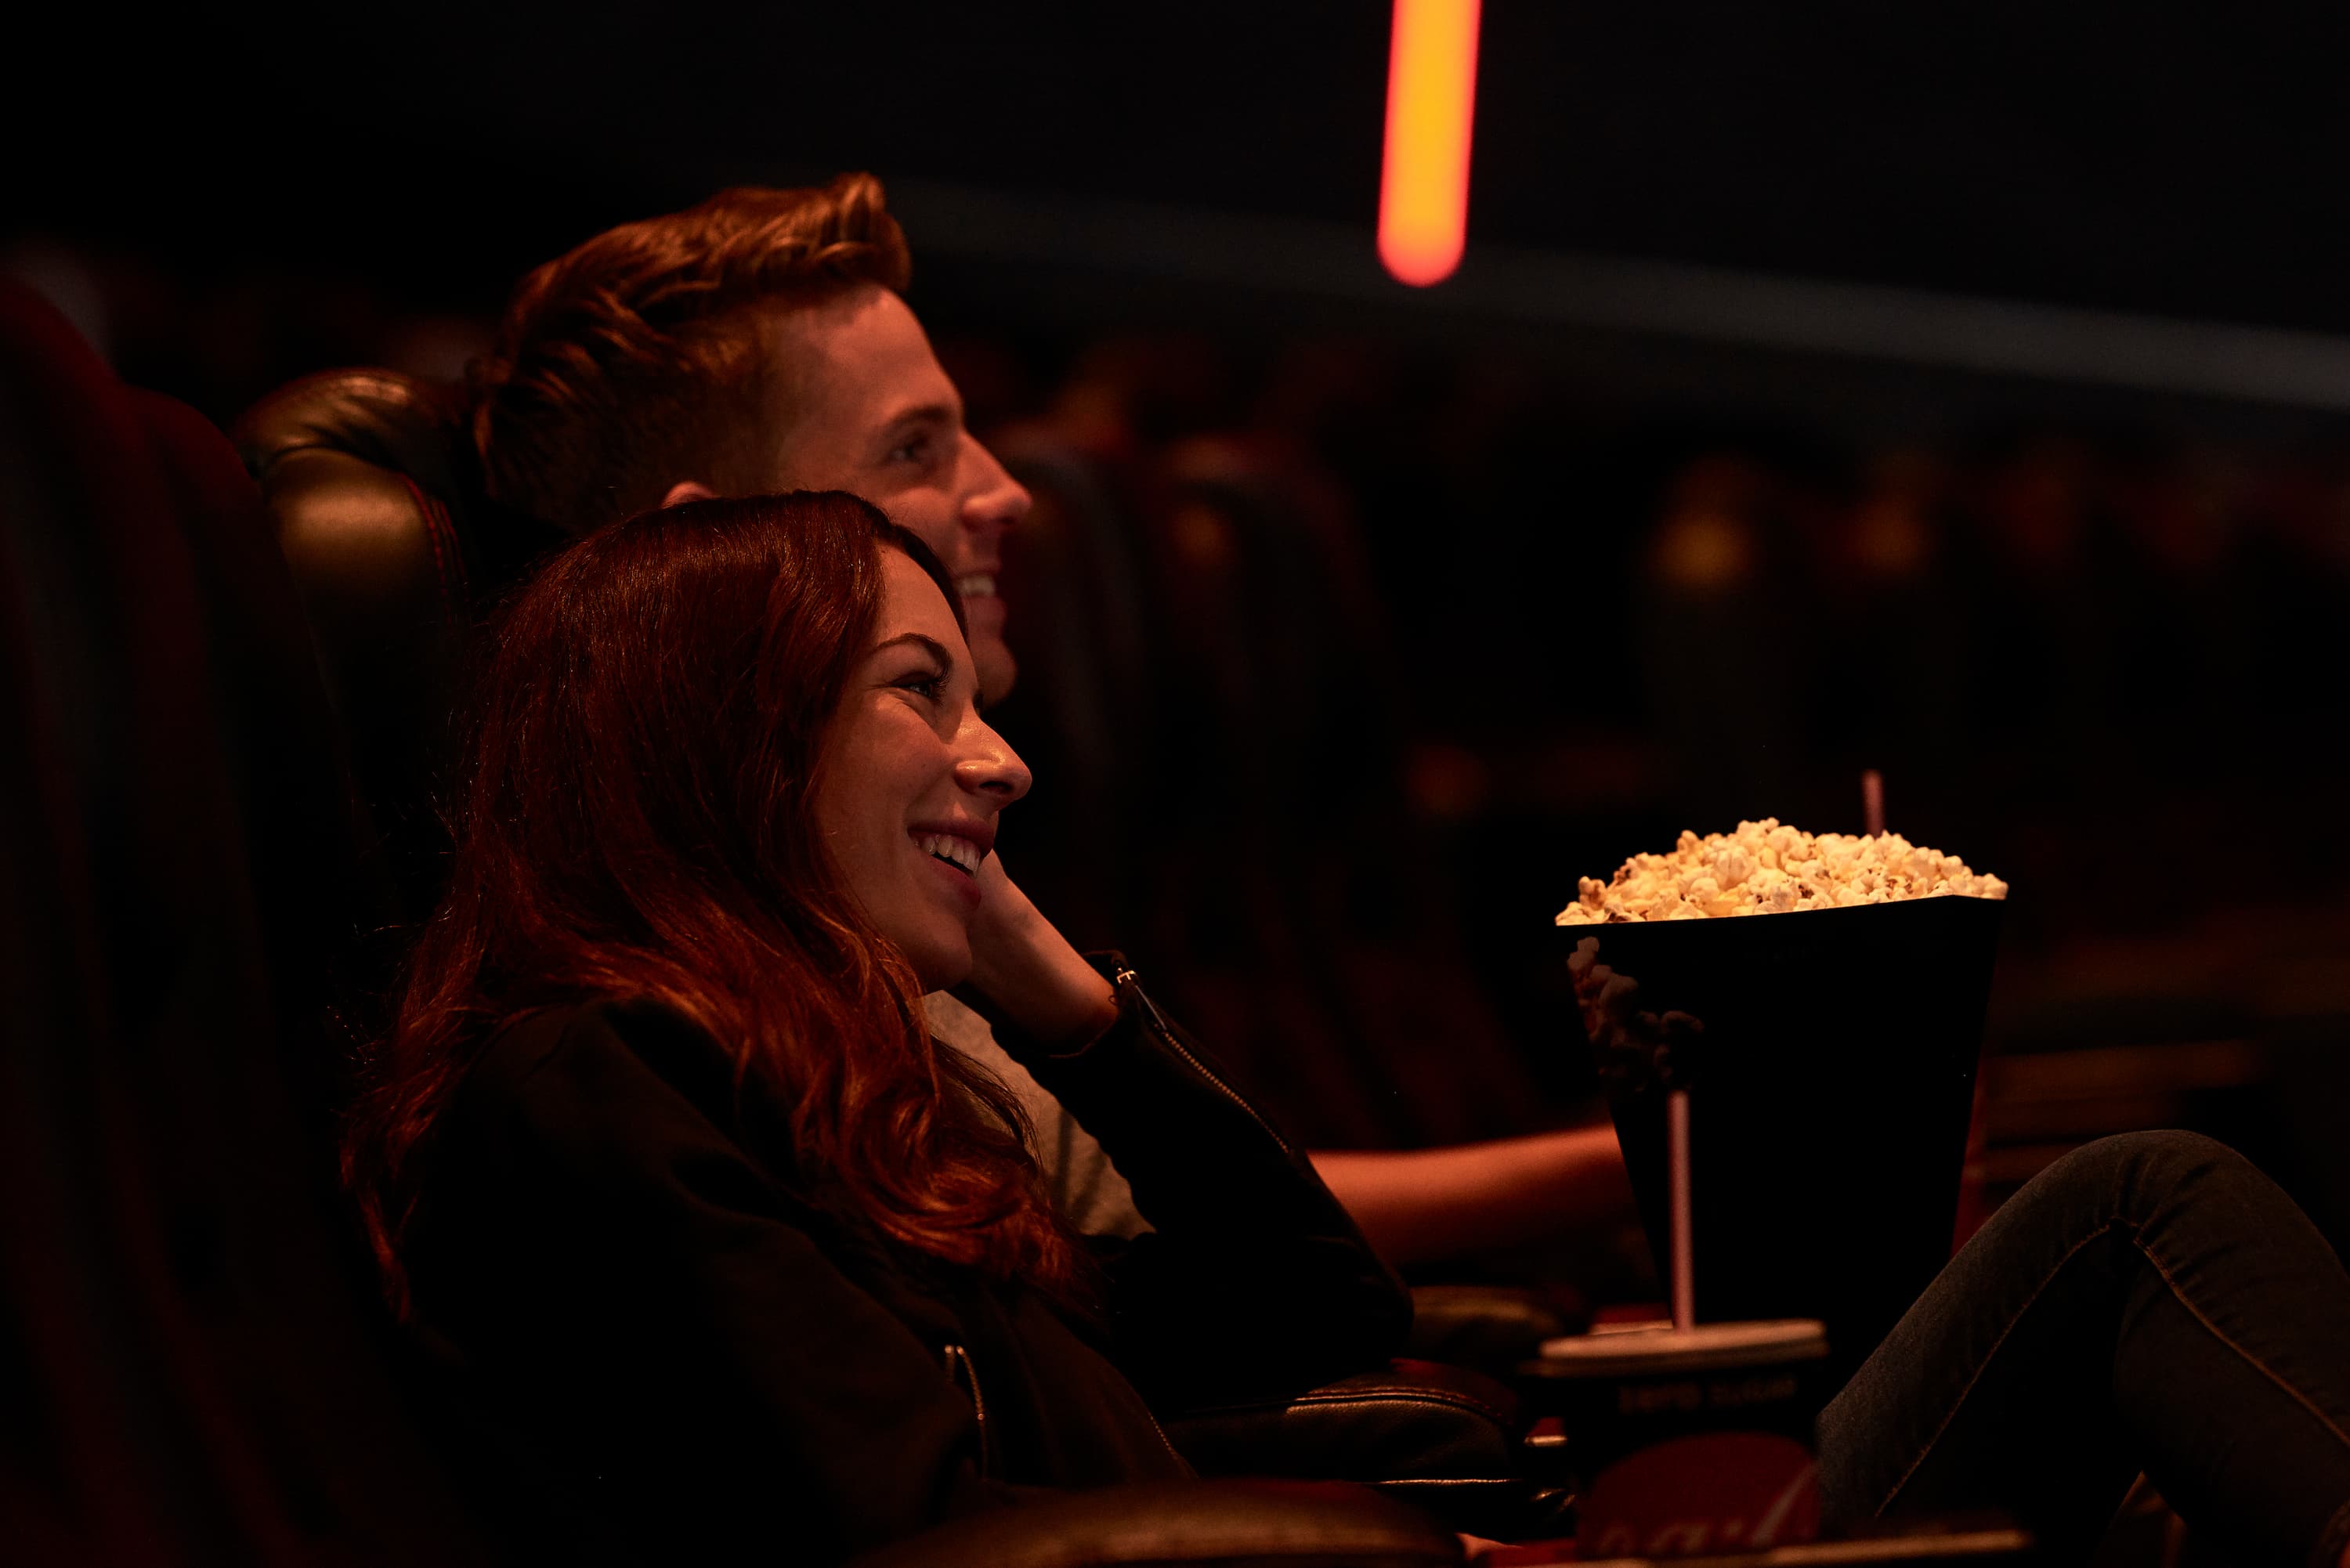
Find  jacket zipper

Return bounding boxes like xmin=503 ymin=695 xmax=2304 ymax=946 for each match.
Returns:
xmin=1138 ymin=1400 xmax=1188 ymax=1472
xmin=1126 ymin=980 xmax=1298 ymax=1160
xmin=940 ymin=1344 xmax=995 ymax=1478
xmin=1116 ymin=970 xmax=1289 ymax=1474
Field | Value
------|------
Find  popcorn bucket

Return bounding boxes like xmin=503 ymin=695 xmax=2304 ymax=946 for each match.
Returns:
xmin=1564 ymin=894 xmax=2003 ymax=1384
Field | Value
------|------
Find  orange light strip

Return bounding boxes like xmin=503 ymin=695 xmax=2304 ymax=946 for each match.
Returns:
xmin=1378 ymin=0 xmax=1481 ymax=287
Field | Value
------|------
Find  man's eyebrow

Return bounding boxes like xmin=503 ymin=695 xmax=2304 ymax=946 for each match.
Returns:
xmin=877 ymin=400 xmax=960 ymax=434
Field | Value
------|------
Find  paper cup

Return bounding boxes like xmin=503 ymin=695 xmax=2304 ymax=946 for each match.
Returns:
xmin=1521 ymin=1319 xmax=1830 ymax=1555
xmin=1564 ymin=894 xmax=2003 ymax=1383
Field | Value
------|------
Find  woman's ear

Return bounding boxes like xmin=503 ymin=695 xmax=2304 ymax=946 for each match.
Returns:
xmin=661 ymin=480 xmax=720 ymax=509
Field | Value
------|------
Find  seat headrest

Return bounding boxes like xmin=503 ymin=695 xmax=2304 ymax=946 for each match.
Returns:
xmin=233 ymin=367 xmax=567 ymax=616
xmin=237 ymin=367 xmax=472 ymax=504
xmin=233 ymin=369 xmax=479 ymax=645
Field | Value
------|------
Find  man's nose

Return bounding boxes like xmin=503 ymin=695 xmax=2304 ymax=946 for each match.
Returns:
xmin=960 ymin=434 xmax=1031 ymax=535
xmin=954 ymin=720 xmax=1032 ymax=804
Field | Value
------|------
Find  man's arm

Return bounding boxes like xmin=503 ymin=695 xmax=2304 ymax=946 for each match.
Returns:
xmin=957 ymin=855 xmax=1409 ymax=1396
xmin=959 ymin=854 xmax=1637 ymax=1275
xmin=1310 ymin=1125 xmax=1638 ymax=1268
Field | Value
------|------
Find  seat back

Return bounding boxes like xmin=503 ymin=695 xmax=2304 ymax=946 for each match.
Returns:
xmin=230 ymin=371 xmax=565 ymax=935
xmin=0 ymin=281 xmax=492 ymax=1563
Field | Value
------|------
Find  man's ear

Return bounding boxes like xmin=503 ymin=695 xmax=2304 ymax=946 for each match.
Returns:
xmin=660 ymin=480 xmax=720 ymax=509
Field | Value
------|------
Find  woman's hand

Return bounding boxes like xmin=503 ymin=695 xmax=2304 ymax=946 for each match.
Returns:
xmin=959 ymin=854 xmax=1119 ymax=1053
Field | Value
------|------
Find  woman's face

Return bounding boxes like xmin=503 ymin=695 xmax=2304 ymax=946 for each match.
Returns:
xmin=812 ymin=548 xmax=1030 ymax=991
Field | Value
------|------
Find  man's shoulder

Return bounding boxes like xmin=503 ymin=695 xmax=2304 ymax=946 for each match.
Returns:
xmin=921 ymin=992 xmax=1070 ymax=1136
xmin=923 ymin=991 xmax=1011 ymax=1066
xmin=920 ymin=993 xmax=1149 ymax=1241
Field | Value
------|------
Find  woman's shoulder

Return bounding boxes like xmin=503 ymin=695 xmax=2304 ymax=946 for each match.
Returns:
xmin=475 ymin=998 xmax=729 ymax=1092
xmin=411 ymin=996 xmax=837 ymax=1264
xmin=450 ymin=998 xmax=757 ymax=1171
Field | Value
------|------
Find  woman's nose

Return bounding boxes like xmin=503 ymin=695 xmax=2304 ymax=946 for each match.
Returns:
xmin=954 ymin=721 xmax=1031 ymax=804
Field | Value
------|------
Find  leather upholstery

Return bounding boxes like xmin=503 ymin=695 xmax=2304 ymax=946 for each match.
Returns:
xmin=231 ymin=370 xmax=565 ymax=930
xmin=1404 ymin=1284 xmax=1586 ymax=1378
xmin=1166 ymin=1361 xmax=1574 ymax=1541
xmin=851 ymin=1480 xmax=1462 ymax=1568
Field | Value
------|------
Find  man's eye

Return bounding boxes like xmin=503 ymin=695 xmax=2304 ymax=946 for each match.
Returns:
xmin=887 ymin=434 xmax=932 ymax=464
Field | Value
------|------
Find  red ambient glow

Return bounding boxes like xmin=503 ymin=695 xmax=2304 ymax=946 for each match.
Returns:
xmin=1378 ymin=0 xmax=1480 ymax=287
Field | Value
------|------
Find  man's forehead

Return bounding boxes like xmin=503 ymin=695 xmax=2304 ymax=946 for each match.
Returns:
xmin=774 ymin=287 xmax=958 ymax=418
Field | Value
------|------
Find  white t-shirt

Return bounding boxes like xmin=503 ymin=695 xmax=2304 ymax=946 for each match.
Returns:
xmin=924 ymin=992 xmax=1151 ymax=1240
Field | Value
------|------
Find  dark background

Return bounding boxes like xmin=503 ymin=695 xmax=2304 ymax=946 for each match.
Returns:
xmin=17 ymin=2 xmax=2350 ymax=329
xmin=11 ymin=2 xmax=2350 ymax=1251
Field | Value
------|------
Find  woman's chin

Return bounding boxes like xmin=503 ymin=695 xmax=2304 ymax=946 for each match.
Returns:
xmin=905 ymin=937 xmax=973 ymax=998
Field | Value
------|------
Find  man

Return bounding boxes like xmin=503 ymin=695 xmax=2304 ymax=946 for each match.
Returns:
xmin=468 ymin=174 xmax=1632 ymax=1263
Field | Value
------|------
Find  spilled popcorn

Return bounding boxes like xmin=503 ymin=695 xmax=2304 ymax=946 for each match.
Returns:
xmin=1556 ymin=818 xmax=2007 ymax=924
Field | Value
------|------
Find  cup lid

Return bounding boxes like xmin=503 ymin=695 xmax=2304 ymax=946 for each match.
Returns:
xmin=1528 ymin=1318 xmax=1829 ymax=1378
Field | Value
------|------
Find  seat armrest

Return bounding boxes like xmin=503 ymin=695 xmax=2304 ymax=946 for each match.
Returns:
xmin=848 ymin=1479 xmax=1462 ymax=1568
xmin=1163 ymin=1362 xmax=1573 ymax=1541
xmin=1405 ymin=1286 xmax=1585 ymax=1378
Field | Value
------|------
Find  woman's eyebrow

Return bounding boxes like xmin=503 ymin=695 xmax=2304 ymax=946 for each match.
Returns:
xmin=870 ymin=631 xmax=954 ymax=671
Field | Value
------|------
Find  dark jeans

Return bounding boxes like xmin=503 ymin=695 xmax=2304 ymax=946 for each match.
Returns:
xmin=1819 ymin=1131 xmax=2350 ymax=1567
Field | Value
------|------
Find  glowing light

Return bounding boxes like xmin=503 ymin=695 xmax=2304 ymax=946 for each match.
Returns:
xmin=1378 ymin=0 xmax=1480 ymax=287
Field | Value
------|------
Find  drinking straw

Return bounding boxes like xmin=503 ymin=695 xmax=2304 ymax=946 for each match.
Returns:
xmin=1862 ymin=768 xmax=1886 ymax=836
xmin=1668 ymin=1086 xmax=1694 ymax=1331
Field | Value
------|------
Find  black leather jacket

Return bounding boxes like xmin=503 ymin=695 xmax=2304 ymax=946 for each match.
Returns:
xmin=406 ymin=959 xmax=1410 ymax=1564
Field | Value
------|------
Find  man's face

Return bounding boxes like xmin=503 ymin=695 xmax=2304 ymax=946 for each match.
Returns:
xmin=764 ymin=286 xmax=1030 ymax=702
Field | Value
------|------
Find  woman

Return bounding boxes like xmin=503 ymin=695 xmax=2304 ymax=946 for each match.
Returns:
xmin=344 ymin=492 xmax=1408 ymax=1563
xmin=354 ymin=490 xmax=2350 ymax=1567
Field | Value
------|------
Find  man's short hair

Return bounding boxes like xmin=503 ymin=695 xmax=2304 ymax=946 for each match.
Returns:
xmin=469 ymin=174 xmax=911 ymax=534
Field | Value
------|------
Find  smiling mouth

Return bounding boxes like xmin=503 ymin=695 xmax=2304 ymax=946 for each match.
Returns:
xmin=916 ymin=832 xmax=982 ymax=876
xmin=953 ymin=573 xmax=999 ymax=599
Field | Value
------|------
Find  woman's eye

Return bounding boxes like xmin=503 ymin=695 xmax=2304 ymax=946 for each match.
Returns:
xmin=893 ymin=670 xmax=946 ymax=701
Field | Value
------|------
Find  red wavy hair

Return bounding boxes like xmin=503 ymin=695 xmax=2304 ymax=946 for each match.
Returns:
xmin=342 ymin=490 xmax=1079 ymax=1313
